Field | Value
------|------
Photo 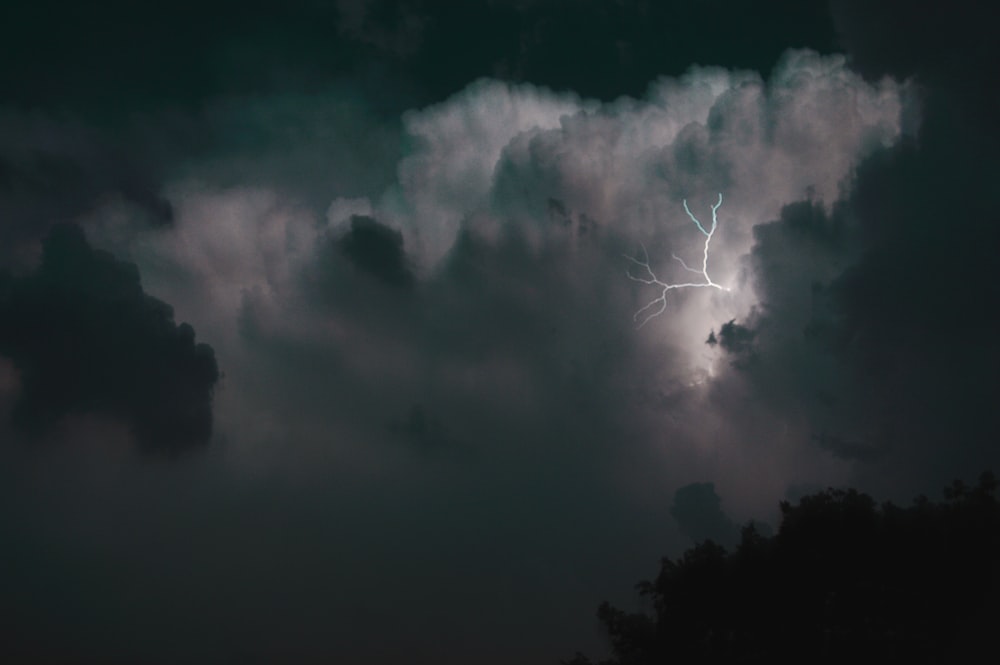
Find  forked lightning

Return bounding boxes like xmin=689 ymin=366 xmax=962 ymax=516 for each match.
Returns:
xmin=625 ymin=193 xmax=729 ymax=327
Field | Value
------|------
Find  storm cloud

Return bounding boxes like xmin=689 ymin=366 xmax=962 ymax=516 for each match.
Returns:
xmin=2 ymin=2 xmax=997 ymax=664
xmin=0 ymin=224 xmax=218 ymax=452
xmin=670 ymin=482 xmax=740 ymax=548
xmin=2 ymin=46 xmax=907 ymax=663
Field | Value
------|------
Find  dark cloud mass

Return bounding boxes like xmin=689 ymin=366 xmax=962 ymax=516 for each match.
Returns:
xmin=669 ymin=482 xmax=740 ymax=548
xmin=0 ymin=224 xmax=219 ymax=452
xmin=390 ymin=403 xmax=465 ymax=455
xmin=1 ymin=1 xmax=998 ymax=664
xmin=707 ymin=319 xmax=756 ymax=356
xmin=701 ymin=0 xmax=1000 ymax=495
xmin=336 ymin=214 xmax=415 ymax=288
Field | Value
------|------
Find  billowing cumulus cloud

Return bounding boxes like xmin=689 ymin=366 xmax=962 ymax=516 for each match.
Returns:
xmin=376 ymin=51 xmax=903 ymax=276
xmin=386 ymin=79 xmax=591 ymax=268
xmin=70 ymin=49 xmax=908 ymax=522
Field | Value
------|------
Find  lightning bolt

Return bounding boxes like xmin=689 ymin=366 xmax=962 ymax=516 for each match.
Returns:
xmin=625 ymin=193 xmax=729 ymax=327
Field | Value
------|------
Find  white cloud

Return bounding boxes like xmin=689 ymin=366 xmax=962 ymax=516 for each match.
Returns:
xmin=384 ymin=79 xmax=592 ymax=268
xmin=376 ymin=50 xmax=902 ymax=278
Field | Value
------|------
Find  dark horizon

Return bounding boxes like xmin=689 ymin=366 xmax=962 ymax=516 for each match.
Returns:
xmin=2 ymin=1 xmax=997 ymax=663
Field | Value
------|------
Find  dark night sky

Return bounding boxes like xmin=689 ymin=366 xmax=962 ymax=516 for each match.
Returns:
xmin=1 ymin=1 xmax=997 ymax=663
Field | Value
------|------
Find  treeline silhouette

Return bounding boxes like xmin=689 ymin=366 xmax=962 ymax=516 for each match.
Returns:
xmin=565 ymin=472 xmax=999 ymax=664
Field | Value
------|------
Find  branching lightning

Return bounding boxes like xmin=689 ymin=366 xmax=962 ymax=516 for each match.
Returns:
xmin=625 ymin=193 xmax=729 ymax=327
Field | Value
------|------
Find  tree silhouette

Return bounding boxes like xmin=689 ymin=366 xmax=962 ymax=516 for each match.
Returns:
xmin=566 ymin=472 xmax=999 ymax=664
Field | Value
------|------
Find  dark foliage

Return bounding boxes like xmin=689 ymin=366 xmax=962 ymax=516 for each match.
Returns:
xmin=0 ymin=223 xmax=219 ymax=452
xmin=567 ymin=472 xmax=999 ymax=664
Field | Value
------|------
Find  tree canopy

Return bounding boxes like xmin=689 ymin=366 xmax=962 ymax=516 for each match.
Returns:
xmin=566 ymin=472 xmax=999 ymax=664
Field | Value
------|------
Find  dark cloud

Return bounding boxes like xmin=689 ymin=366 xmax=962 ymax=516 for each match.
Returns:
xmin=0 ymin=224 xmax=219 ymax=452
xmin=703 ymin=0 xmax=1000 ymax=488
xmin=811 ymin=432 xmax=885 ymax=463
xmin=390 ymin=403 xmax=465 ymax=455
xmin=0 ymin=114 xmax=175 ymax=263
xmin=831 ymin=1 xmax=999 ymax=487
xmin=669 ymin=482 xmax=739 ymax=548
xmin=708 ymin=198 xmax=859 ymax=423
xmin=337 ymin=215 xmax=415 ymax=288
xmin=706 ymin=194 xmax=954 ymax=469
xmin=706 ymin=319 xmax=755 ymax=356
xmin=830 ymin=0 xmax=995 ymax=90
